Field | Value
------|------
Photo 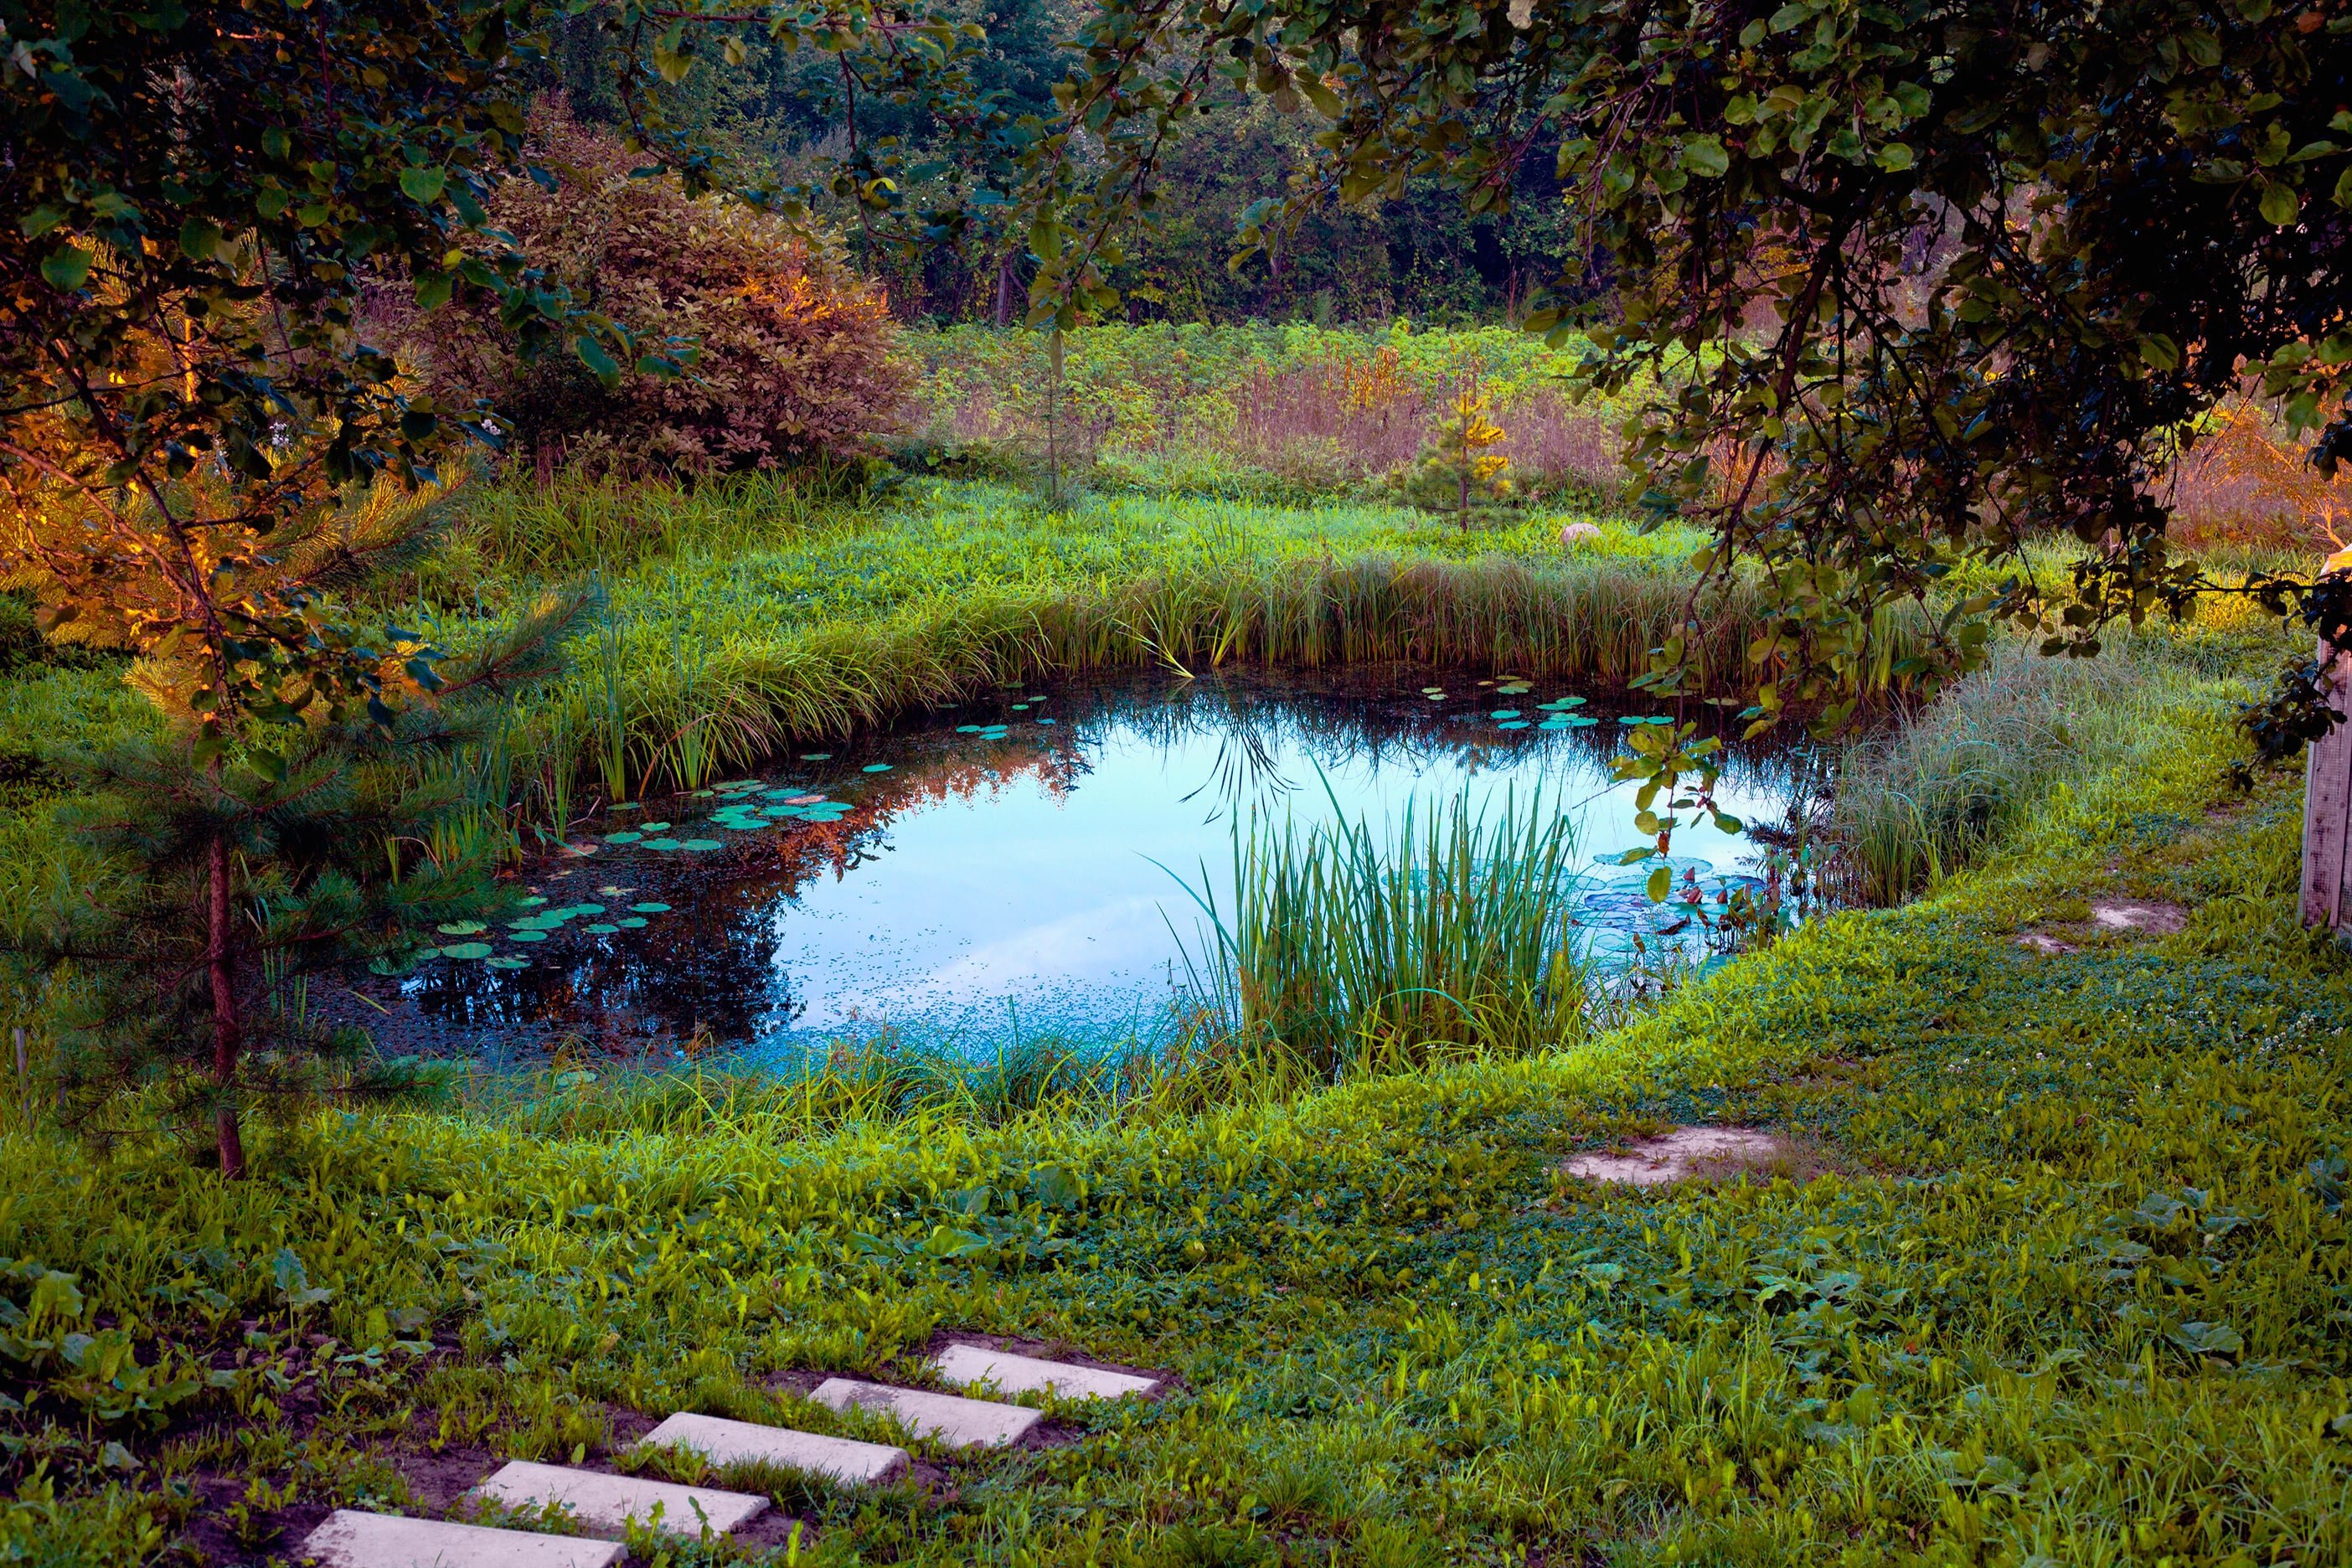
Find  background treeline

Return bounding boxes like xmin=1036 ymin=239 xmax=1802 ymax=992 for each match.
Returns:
xmin=543 ymin=4 xmax=1581 ymax=326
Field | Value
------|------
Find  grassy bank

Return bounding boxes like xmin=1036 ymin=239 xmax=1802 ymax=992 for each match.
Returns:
xmin=403 ymin=477 xmax=1930 ymax=834
xmin=3 ymin=589 xmax=2347 ymax=1565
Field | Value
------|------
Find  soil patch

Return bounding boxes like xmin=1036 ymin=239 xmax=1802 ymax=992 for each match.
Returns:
xmin=1560 ymin=1126 xmax=1810 ymax=1187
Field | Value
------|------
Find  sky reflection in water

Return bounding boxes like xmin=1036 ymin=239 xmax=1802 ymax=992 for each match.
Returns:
xmin=393 ymin=667 xmax=1820 ymax=1057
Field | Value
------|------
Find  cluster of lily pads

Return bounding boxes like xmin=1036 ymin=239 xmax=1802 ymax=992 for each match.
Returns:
xmin=678 ymin=777 xmax=860 ymax=838
xmin=955 ymin=695 xmax=1053 ymax=740
xmin=377 ymin=895 xmax=678 ymax=974
xmin=1418 ymin=678 xmax=1670 ymax=733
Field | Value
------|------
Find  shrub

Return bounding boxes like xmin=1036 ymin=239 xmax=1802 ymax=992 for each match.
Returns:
xmin=403 ymin=107 xmax=911 ymax=478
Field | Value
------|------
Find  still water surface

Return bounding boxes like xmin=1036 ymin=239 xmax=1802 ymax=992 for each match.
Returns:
xmin=389 ymin=667 xmax=1822 ymax=1057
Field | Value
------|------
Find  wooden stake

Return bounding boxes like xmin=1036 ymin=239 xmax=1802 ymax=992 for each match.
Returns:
xmin=2303 ymin=645 xmax=2352 ymax=931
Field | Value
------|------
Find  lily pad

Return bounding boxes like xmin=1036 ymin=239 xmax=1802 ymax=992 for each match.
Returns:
xmin=604 ymin=831 xmax=644 ymax=844
xmin=518 ymin=895 xmax=549 ymax=907
xmin=800 ymin=752 xmax=832 ymax=761
xmin=485 ymin=956 xmax=529 ymax=970
xmin=681 ymin=838 xmax=723 ymax=851
xmin=441 ymin=941 xmax=493 ymax=961
xmin=862 ymin=763 xmax=893 ymax=773
xmin=1489 ymin=709 xmax=1522 ymax=720
xmin=610 ymin=802 xmax=642 ymax=812
xmin=1421 ymin=686 xmax=1446 ymax=694
xmin=639 ymin=821 xmax=672 ymax=832
xmin=956 ymin=725 xmax=986 ymax=734
xmin=1498 ymin=720 xmax=1529 ymax=730
xmin=630 ymin=902 xmax=671 ymax=913
xmin=643 ymin=838 xmax=684 ymax=850
xmin=509 ymin=930 xmax=548 ymax=943
xmin=1617 ymin=714 xmax=1674 ymax=725
xmin=570 ymin=904 xmax=605 ymax=916
xmin=1010 ymin=704 xmax=1029 ymax=712
xmin=585 ymin=922 xmax=620 ymax=934
xmin=617 ymin=916 xmax=649 ymax=929
xmin=1038 ymin=718 xmax=1056 ymax=725
xmin=436 ymin=921 xmax=486 ymax=936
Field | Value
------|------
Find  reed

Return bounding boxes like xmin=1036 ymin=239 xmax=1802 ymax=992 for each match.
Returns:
xmin=1173 ymin=787 xmax=1591 ymax=1079
xmin=477 ymin=550 xmax=1926 ymax=833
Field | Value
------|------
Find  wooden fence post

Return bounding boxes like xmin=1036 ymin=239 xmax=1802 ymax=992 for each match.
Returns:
xmin=2305 ymin=646 xmax=2352 ymax=931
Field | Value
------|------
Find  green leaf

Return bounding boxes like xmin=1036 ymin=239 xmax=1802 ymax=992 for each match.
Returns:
xmin=398 ymin=166 xmax=446 ymax=204
xmin=178 ymin=219 xmax=220 ymax=260
xmin=414 ymin=270 xmax=452 ymax=310
xmin=575 ymin=333 xmax=621 ymax=384
xmin=1645 ymin=864 xmax=1672 ymax=903
xmin=1681 ymin=135 xmax=1730 ymax=178
xmin=2260 ymin=181 xmax=2300 ymax=226
xmin=19 ymin=206 xmax=64 ymax=239
xmin=40 ymin=246 xmax=92 ymax=291
xmin=1873 ymin=142 xmax=1915 ymax=172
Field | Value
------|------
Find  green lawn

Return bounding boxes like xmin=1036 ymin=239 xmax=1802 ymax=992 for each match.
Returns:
xmin=1 ymin=483 xmax=2347 ymax=1566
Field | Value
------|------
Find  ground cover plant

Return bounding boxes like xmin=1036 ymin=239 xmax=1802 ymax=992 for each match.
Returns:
xmin=2 ymin=575 xmax=2347 ymax=1566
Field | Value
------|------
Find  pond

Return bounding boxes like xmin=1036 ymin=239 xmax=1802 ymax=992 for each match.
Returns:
xmin=376 ymin=666 xmax=1828 ymax=1061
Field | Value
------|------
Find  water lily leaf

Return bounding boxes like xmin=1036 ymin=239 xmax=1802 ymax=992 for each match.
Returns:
xmin=485 ymin=956 xmax=529 ymax=970
xmin=570 ymin=904 xmax=604 ymax=916
xmin=639 ymin=821 xmax=672 ymax=832
xmin=442 ymin=942 xmax=493 ymax=960
xmin=436 ymin=921 xmax=486 ymax=936
xmin=508 ymin=930 xmax=548 ymax=943
xmin=1565 ymin=714 xmax=1599 ymax=727
xmin=1038 ymin=718 xmax=1056 ymax=725
xmin=631 ymin=902 xmax=672 ymax=913
xmin=799 ymin=752 xmax=832 ymax=761
xmin=681 ymin=838 xmax=723 ymax=850
xmin=585 ymin=923 xmax=620 ymax=934
xmin=644 ymin=838 xmax=683 ymax=850
xmin=1618 ymin=714 xmax=1674 ymax=725
xmin=518 ymin=895 xmax=549 ymax=906
xmin=604 ymin=831 xmax=643 ymax=844
xmin=1421 ymin=686 xmax=1446 ymax=694
xmin=1011 ymin=704 xmax=1029 ymax=711
xmin=1498 ymin=720 xmax=1529 ymax=730
xmin=1489 ymin=709 xmax=1521 ymax=719
xmin=617 ymin=916 xmax=648 ymax=929
xmin=956 ymin=725 xmax=985 ymax=733
xmin=862 ymin=763 xmax=893 ymax=773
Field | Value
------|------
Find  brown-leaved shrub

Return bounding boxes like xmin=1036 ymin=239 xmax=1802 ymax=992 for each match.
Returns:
xmin=401 ymin=108 xmax=910 ymax=477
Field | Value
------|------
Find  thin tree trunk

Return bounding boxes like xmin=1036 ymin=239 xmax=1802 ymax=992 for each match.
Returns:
xmin=207 ymin=828 xmax=246 ymax=1177
xmin=2303 ymin=642 xmax=2352 ymax=931
xmin=995 ymin=255 xmax=1017 ymax=328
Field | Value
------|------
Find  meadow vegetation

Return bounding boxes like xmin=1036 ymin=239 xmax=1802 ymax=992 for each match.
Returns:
xmin=0 ymin=323 xmax=2344 ymax=1566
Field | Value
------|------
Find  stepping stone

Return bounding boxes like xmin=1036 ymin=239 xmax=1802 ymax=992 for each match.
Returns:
xmin=809 ymin=1377 xmax=1042 ymax=1448
xmin=302 ymin=1509 xmax=624 ymax=1568
xmin=933 ymin=1344 xmax=1158 ymax=1400
xmin=467 ymin=1459 xmax=768 ymax=1538
xmin=638 ymin=1410 xmax=908 ymax=1485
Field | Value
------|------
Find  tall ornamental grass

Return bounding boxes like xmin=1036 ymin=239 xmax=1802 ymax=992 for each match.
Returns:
xmin=1178 ymin=790 xmax=1591 ymax=1079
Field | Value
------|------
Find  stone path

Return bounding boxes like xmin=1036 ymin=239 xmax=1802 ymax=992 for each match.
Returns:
xmin=301 ymin=1344 xmax=1157 ymax=1565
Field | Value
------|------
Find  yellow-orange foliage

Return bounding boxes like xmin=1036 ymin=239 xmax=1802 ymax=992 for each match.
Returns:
xmin=2171 ymin=399 xmax=2352 ymax=555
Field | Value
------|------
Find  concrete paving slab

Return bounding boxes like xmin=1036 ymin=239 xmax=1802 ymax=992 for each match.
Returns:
xmin=933 ymin=1344 xmax=1158 ymax=1400
xmin=638 ymin=1410 xmax=908 ymax=1485
xmin=302 ymin=1509 xmax=626 ymax=1568
xmin=468 ymin=1460 xmax=768 ymax=1537
xmin=810 ymin=1377 xmax=1043 ymax=1448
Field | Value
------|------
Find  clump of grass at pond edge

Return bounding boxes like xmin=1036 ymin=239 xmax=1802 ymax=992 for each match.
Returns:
xmin=1827 ymin=632 xmax=2232 ymax=905
xmin=1175 ymin=788 xmax=1592 ymax=1077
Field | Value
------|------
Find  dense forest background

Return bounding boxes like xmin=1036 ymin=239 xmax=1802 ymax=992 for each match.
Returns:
xmin=543 ymin=5 xmax=1577 ymax=325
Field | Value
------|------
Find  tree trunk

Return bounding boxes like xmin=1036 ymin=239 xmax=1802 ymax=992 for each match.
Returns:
xmin=207 ymin=829 xmax=246 ymax=1177
xmin=995 ymin=255 xmax=1017 ymax=328
xmin=2304 ymin=644 xmax=2352 ymax=931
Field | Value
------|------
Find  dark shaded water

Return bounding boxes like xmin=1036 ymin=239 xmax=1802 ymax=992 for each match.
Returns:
xmin=374 ymin=666 xmax=1825 ymax=1060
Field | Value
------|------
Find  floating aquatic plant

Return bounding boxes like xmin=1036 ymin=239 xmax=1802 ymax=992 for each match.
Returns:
xmin=605 ymin=831 xmax=643 ymax=844
xmin=510 ymin=931 xmax=549 ymax=943
xmin=617 ymin=916 xmax=649 ymax=929
xmin=585 ymin=923 xmax=620 ymax=934
xmin=436 ymin=921 xmax=486 ymax=936
xmin=863 ymin=763 xmax=893 ymax=773
xmin=485 ymin=956 xmax=529 ymax=970
xmin=442 ymin=942 xmax=493 ymax=961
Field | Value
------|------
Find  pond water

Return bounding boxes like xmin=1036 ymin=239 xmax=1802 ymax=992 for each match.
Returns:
xmin=379 ymin=666 xmax=1826 ymax=1060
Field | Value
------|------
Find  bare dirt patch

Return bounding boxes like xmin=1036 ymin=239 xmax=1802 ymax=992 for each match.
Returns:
xmin=2016 ymin=898 xmax=2188 ymax=954
xmin=1560 ymin=1126 xmax=1813 ymax=1187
